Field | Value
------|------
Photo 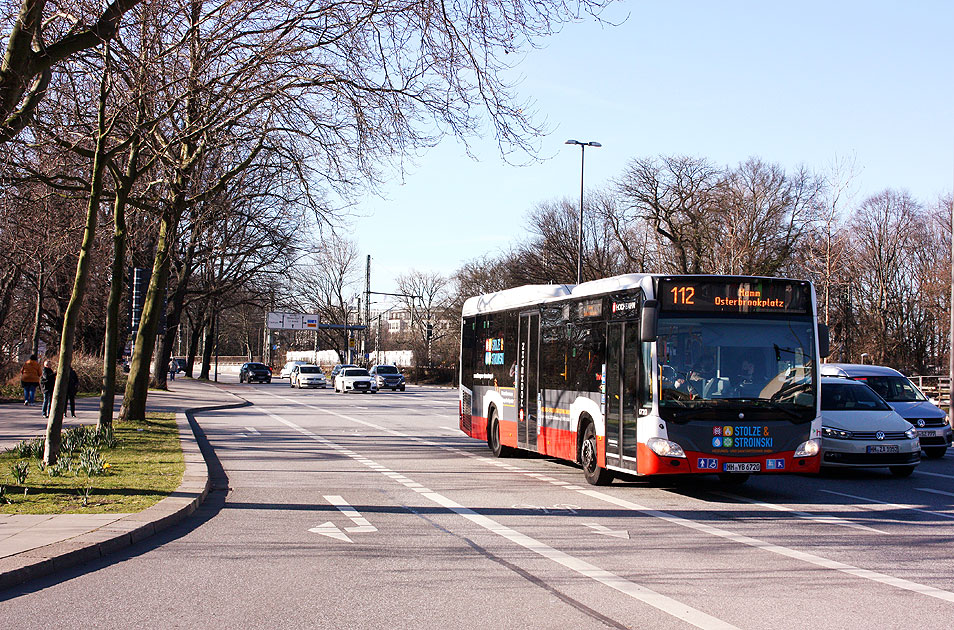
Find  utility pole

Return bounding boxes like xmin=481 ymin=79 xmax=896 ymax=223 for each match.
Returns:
xmin=365 ymin=255 xmax=371 ymax=365
xmin=949 ymin=177 xmax=953 ymax=421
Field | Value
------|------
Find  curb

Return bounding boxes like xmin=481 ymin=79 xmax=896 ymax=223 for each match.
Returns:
xmin=0 ymin=389 xmax=249 ymax=591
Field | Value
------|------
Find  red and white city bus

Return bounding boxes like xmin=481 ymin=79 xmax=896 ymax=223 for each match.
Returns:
xmin=459 ymin=274 xmax=828 ymax=484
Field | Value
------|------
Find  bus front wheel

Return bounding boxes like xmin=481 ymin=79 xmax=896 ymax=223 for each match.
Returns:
xmin=488 ymin=409 xmax=512 ymax=458
xmin=580 ymin=423 xmax=614 ymax=486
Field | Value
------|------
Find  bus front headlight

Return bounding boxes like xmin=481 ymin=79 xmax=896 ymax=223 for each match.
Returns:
xmin=647 ymin=437 xmax=686 ymax=458
xmin=794 ymin=438 xmax=821 ymax=457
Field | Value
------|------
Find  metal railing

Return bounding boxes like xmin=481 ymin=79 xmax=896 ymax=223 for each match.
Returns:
xmin=910 ymin=375 xmax=951 ymax=408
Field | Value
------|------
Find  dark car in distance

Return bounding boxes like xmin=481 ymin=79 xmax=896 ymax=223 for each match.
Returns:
xmin=240 ymin=362 xmax=272 ymax=384
xmin=369 ymin=364 xmax=405 ymax=391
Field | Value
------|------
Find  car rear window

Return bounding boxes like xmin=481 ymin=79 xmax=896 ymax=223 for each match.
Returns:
xmin=344 ymin=369 xmax=369 ymax=377
xmin=247 ymin=363 xmax=268 ymax=369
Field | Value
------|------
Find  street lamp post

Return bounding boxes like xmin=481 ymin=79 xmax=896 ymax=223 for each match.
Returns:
xmin=565 ymin=139 xmax=602 ymax=285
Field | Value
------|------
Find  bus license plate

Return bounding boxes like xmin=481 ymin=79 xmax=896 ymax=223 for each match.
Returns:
xmin=724 ymin=462 xmax=760 ymax=473
xmin=867 ymin=444 xmax=899 ymax=454
xmin=916 ymin=430 xmax=936 ymax=438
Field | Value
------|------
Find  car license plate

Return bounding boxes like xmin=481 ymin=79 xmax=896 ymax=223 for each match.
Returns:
xmin=916 ymin=430 xmax=936 ymax=438
xmin=866 ymin=444 xmax=899 ymax=454
xmin=356 ymin=382 xmax=368 ymax=388
xmin=723 ymin=462 xmax=760 ymax=472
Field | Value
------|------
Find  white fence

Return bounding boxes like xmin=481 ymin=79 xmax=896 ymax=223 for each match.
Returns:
xmin=284 ymin=349 xmax=415 ymax=367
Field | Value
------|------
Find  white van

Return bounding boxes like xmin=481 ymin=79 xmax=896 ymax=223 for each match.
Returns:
xmin=820 ymin=363 xmax=951 ymax=458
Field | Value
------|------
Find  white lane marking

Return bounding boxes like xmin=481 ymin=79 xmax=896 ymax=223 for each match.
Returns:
xmin=915 ymin=470 xmax=954 ymax=480
xmin=917 ymin=488 xmax=954 ymax=499
xmin=309 ymin=521 xmax=352 ymax=542
xmin=423 ymin=491 xmax=737 ymax=630
xmin=712 ymin=491 xmax=890 ymax=534
xmin=251 ymin=400 xmax=739 ymax=630
xmin=585 ymin=523 xmax=630 ymax=539
xmin=236 ymin=433 xmax=247 ymax=438
xmin=820 ymin=489 xmax=954 ymax=521
xmin=580 ymin=488 xmax=954 ymax=604
xmin=245 ymin=427 xmax=260 ymax=435
xmin=256 ymin=391 xmax=954 ymax=606
xmin=324 ymin=495 xmax=378 ymax=533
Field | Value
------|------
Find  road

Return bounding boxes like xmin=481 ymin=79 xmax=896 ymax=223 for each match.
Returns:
xmin=3 ymin=379 xmax=954 ymax=628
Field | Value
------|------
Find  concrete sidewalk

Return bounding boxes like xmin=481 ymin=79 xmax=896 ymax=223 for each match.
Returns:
xmin=0 ymin=378 xmax=244 ymax=590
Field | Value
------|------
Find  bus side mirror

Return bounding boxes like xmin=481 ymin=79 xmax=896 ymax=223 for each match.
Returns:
xmin=818 ymin=322 xmax=830 ymax=358
xmin=640 ymin=300 xmax=658 ymax=343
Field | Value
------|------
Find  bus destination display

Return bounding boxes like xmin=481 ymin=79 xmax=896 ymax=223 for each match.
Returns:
xmin=658 ymin=278 xmax=811 ymax=314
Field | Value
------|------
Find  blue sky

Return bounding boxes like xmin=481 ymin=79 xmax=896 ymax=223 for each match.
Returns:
xmin=349 ymin=1 xmax=953 ymax=300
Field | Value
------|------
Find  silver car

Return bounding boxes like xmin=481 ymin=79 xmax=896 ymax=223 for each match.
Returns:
xmin=820 ymin=377 xmax=920 ymax=477
xmin=821 ymin=363 xmax=952 ymax=459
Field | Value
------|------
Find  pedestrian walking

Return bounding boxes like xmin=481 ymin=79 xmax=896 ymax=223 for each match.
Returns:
xmin=20 ymin=354 xmax=41 ymax=406
xmin=67 ymin=367 xmax=79 ymax=418
xmin=40 ymin=360 xmax=56 ymax=418
xmin=168 ymin=358 xmax=177 ymax=381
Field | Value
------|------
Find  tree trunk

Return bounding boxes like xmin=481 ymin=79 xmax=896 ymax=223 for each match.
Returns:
xmin=199 ymin=309 xmax=215 ymax=379
xmin=44 ymin=56 xmax=110 ymax=465
xmin=119 ymin=203 xmax=182 ymax=422
xmin=186 ymin=312 xmax=203 ymax=377
xmin=31 ymin=261 xmax=45 ymax=356
xmin=153 ymin=228 xmax=200 ymax=389
xmin=98 ymin=134 xmax=139 ymax=430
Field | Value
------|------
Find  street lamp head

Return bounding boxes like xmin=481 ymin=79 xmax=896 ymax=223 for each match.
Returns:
xmin=566 ymin=139 xmax=601 ymax=148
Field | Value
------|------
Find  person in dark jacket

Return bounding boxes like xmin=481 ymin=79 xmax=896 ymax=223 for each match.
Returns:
xmin=40 ymin=360 xmax=56 ymax=418
xmin=66 ymin=367 xmax=80 ymax=418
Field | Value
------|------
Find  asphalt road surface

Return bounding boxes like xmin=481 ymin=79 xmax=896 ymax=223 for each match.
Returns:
xmin=3 ymin=379 xmax=954 ymax=629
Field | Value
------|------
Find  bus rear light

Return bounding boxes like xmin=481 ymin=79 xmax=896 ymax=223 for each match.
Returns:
xmin=794 ymin=438 xmax=821 ymax=457
xmin=647 ymin=437 xmax=686 ymax=458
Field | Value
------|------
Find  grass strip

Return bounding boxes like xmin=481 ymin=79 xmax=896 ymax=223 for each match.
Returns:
xmin=0 ymin=412 xmax=184 ymax=514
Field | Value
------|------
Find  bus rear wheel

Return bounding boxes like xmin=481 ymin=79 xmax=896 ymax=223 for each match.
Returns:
xmin=580 ymin=423 xmax=613 ymax=486
xmin=488 ymin=409 xmax=512 ymax=458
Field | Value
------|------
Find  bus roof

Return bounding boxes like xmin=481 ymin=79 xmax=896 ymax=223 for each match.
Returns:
xmin=461 ymin=284 xmax=572 ymax=316
xmin=461 ymin=274 xmax=655 ymax=316
xmin=461 ymin=273 xmax=813 ymax=317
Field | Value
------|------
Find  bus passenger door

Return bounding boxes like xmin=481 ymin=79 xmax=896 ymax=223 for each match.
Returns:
xmin=606 ymin=320 xmax=640 ymax=470
xmin=517 ymin=311 xmax=540 ymax=451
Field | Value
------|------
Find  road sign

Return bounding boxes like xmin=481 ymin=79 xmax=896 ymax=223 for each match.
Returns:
xmin=267 ymin=312 xmax=320 ymax=330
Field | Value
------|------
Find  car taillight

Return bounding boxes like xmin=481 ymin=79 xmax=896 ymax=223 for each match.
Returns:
xmin=267 ymin=367 xmax=273 ymax=373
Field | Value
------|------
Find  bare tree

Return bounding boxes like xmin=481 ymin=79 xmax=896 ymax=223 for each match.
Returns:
xmin=1 ymin=0 xmax=143 ymax=142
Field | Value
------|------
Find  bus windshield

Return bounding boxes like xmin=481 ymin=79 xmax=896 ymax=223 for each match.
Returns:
xmin=657 ymin=316 xmax=816 ymax=421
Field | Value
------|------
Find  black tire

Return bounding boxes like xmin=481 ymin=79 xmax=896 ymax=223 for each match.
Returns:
xmin=580 ymin=422 xmax=614 ymax=486
xmin=400 ymin=385 xmax=405 ymax=391
xmin=488 ymin=409 xmax=512 ymax=458
xmin=718 ymin=473 xmax=750 ymax=485
xmin=265 ymin=378 xmax=271 ymax=384
xmin=924 ymin=447 xmax=947 ymax=459
xmin=890 ymin=465 xmax=916 ymax=478
xmin=239 ymin=374 xmax=244 ymax=383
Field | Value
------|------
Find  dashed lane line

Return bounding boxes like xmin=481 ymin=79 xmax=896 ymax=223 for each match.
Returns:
xmin=250 ymin=401 xmax=739 ymax=630
xmin=255 ymin=392 xmax=954 ymax=606
xmin=820 ymin=489 xmax=954 ymax=521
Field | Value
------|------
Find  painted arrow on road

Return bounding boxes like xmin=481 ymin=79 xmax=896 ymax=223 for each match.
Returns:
xmin=309 ymin=522 xmax=353 ymax=542
xmin=584 ymin=523 xmax=630 ymax=539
